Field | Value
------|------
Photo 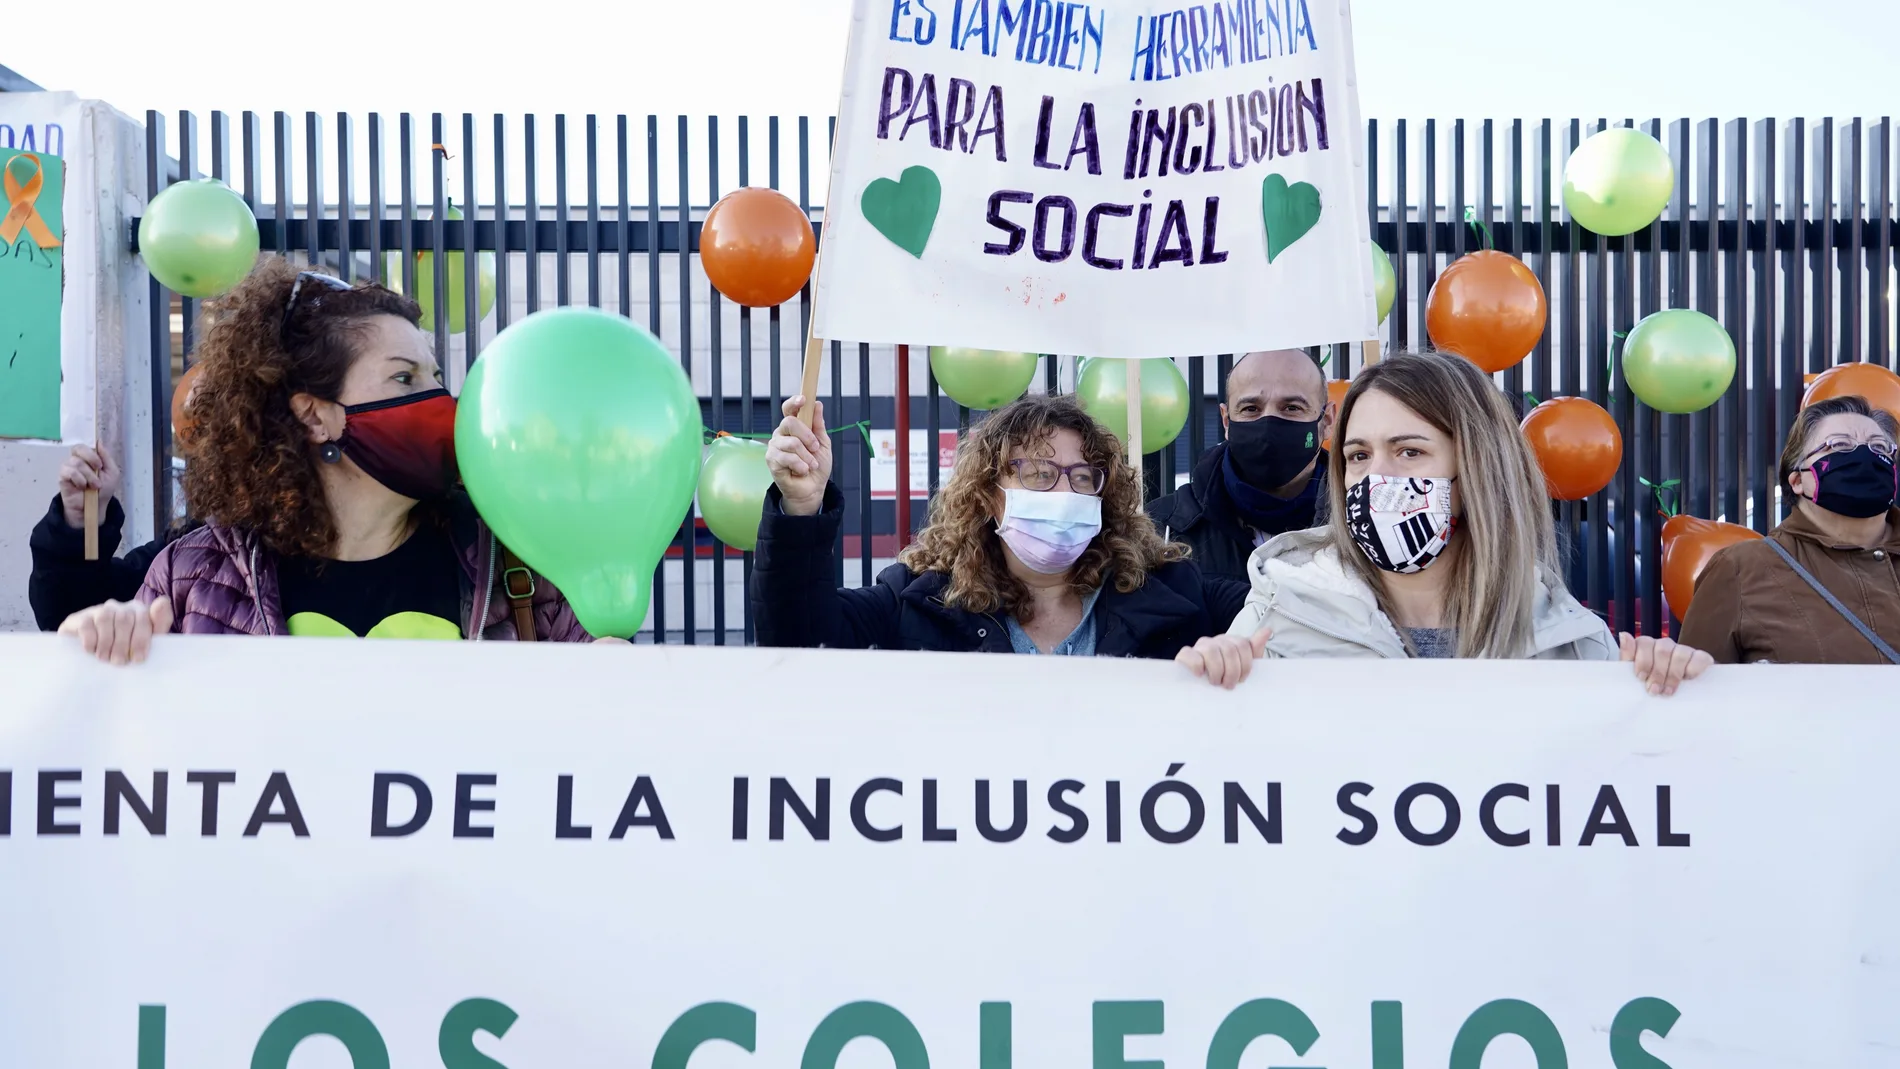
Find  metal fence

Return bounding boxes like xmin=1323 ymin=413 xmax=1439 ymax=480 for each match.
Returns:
xmin=130 ymin=110 xmax=1898 ymax=644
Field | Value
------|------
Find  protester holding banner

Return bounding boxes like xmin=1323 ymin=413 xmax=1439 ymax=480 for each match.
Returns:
xmin=754 ymin=393 xmax=1251 ymax=661
xmin=1677 ymin=395 xmax=1900 ymax=664
xmin=1180 ymin=352 xmax=1713 ymax=693
xmin=27 ymin=444 xmax=190 ymax=630
xmin=1146 ymin=350 xmax=1333 ymax=579
xmin=57 ymin=257 xmax=606 ymax=662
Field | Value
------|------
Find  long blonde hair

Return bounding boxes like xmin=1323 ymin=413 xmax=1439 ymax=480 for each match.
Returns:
xmin=898 ymin=394 xmax=1184 ymax=623
xmin=1327 ymin=351 xmax=1558 ymax=657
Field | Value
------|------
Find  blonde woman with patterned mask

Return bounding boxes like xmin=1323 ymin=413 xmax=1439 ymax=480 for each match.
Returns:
xmin=1180 ymin=351 xmax=1714 ymax=694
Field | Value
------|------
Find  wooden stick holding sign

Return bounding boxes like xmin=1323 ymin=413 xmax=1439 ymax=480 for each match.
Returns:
xmin=1124 ymin=358 xmax=1143 ymax=471
xmin=83 ymin=488 xmax=98 ymax=560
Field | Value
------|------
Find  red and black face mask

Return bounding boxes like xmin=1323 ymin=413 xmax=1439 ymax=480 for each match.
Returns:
xmin=338 ymin=389 xmax=459 ymax=501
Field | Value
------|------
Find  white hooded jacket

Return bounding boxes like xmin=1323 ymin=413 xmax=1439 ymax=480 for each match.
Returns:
xmin=1227 ymin=529 xmax=1618 ymax=660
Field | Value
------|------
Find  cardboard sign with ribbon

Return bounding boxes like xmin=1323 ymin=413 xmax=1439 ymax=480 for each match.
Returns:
xmin=0 ymin=146 xmax=64 ymax=441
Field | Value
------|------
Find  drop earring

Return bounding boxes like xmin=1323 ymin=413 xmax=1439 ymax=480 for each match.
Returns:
xmin=318 ymin=440 xmax=343 ymax=464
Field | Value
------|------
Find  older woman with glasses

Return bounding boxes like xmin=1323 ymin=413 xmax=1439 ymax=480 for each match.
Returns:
xmin=58 ymin=256 xmax=611 ymax=663
xmin=752 ymin=392 xmax=1251 ymax=661
xmin=1678 ymin=394 xmax=1900 ymax=664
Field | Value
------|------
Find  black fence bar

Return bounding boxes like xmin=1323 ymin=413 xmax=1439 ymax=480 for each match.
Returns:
xmin=1638 ymin=120 xmax=1665 ymax=638
xmin=706 ymin=116 xmax=727 ymax=645
xmin=644 ymin=115 xmax=665 ymax=639
xmin=1751 ymin=119 xmax=1779 ymax=535
xmin=674 ymin=116 xmax=696 ymax=643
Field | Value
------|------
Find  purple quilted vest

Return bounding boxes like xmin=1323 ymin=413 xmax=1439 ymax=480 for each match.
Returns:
xmin=136 ymin=521 xmax=593 ymax=642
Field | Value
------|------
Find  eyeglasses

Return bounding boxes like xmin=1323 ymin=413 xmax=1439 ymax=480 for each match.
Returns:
xmin=1004 ymin=458 xmax=1108 ymax=495
xmin=280 ymin=271 xmax=352 ymax=343
xmin=1804 ymin=434 xmax=1898 ymax=464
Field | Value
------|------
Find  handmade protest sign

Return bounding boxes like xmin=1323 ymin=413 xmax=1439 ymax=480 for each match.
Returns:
xmin=811 ymin=0 xmax=1378 ymax=359
xmin=2 ymin=638 xmax=1897 ymax=1067
xmin=0 ymin=145 xmax=63 ymax=441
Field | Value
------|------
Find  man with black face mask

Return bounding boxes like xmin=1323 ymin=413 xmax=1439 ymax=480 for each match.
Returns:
xmin=1147 ymin=349 xmax=1335 ymax=580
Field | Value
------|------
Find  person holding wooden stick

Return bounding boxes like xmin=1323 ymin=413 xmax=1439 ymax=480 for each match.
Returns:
xmin=753 ymin=392 xmax=1254 ymax=665
xmin=26 ymin=445 xmax=193 ymax=630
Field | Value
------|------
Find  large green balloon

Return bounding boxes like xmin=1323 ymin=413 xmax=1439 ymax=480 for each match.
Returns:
xmin=697 ymin=436 xmax=773 ymax=552
xmin=1076 ymin=357 xmax=1190 ymax=455
xmin=390 ymin=201 xmax=498 ymax=333
xmin=1622 ymin=309 xmax=1736 ymax=414
xmin=1563 ymin=127 xmax=1674 ymax=238
xmin=456 ymin=307 xmax=702 ymax=638
xmin=928 ymin=346 xmax=1040 ymax=409
xmin=1372 ymin=242 xmax=1397 ymax=325
xmin=138 ymin=179 xmax=260 ymax=298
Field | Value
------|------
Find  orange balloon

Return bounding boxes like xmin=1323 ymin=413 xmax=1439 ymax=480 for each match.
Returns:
xmin=1425 ymin=251 xmax=1548 ymax=373
xmin=171 ymin=363 xmax=204 ymax=450
xmin=1800 ymin=362 xmax=1900 ymax=425
xmin=1320 ymin=379 xmax=1351 ymax=450
xmin=699 ymin=187 xmax=816 ymax=308
xmin=1520 ymin=397 xmax=1623 ymax=500
xmin=1660 ymin=514 xmax=1762 ymax=620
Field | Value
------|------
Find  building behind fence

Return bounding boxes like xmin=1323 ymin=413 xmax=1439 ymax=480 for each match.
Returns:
xmin=80 ymin=106 xmax=1900 ymax=641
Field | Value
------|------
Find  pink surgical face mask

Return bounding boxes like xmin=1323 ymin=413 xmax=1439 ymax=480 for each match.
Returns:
xmin=995 ymin=488 xmax=1102 ymax=574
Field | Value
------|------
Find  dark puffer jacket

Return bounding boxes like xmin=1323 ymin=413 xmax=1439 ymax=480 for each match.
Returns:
xmin=1145 ymin=444 xmax=1328 ymax=581
xmin=136 ymin=493 xmax=591 ymax=641
xmin=752 ymin=484 xmax=1249 ymax=656
xmin=28 ymin=495 xmax=195 ymax=631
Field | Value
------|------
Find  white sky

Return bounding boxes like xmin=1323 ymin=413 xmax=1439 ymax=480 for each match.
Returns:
xmin=9 ymin=0 xmax=1896 ymax=209
xmin=21 ymin=0 xmax=1896 ymax=122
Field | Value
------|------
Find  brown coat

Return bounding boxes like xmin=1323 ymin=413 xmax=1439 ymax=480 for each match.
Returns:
xmin=1677 ymin=507 xmax=1900 ymax=664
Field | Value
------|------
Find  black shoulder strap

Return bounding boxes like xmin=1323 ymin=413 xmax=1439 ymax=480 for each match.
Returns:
xmin=1763 ymin=538 xmax=1900 ymax=664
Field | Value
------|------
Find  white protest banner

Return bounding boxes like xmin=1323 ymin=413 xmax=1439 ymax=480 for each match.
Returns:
xmin=2 ymin=636 xmax=1896 ymax=1068
xmin=812 ymin=0 xmax=1378 ymax=359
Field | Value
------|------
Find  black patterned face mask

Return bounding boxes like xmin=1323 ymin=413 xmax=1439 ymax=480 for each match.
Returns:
xmin=1344 ymin=474 xmax=1458 ymax=574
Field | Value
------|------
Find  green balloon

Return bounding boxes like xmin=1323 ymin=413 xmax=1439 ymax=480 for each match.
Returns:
xmin=1622 ymin=309 xmax=1736 ymax=414
xmin=928 ymin=346 xmax=1040 ymax=409
xmin=138 ymin=179 xmax=260 ymax=298
xmin=1563 ymin=127 xmax=1674 ymax=238
xmin=456 ymin=307 xmax=702 ymax=638
xmin=1372 ymin=242 xmax=1397 ymax=325
xmin=1076 ymin=357 xmax=1190 ymax=455
xmin=697 ymin=436 xmax=773 ymax=552
xmin=390 ymin=202 xmax=498 ymax=333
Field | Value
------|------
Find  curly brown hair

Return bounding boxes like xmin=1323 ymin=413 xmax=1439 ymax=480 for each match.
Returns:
xmin=897 ymin=393 xmax=1184 ymax=623
xmin=180 ymin=256 xmax=422 ymax=558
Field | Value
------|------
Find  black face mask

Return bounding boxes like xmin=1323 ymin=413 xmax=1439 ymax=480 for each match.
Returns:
xmin=1226 ymin=414 xmax=1321 ymax=490
xmin=1801 ymin=445 xmax=1899 ymax=519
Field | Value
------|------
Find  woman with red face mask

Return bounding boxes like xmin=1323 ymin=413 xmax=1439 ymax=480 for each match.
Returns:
xmin=59 ymin=257 xmax=612 ymax=662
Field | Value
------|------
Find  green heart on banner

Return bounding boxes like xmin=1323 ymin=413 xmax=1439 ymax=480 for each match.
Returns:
xmin=1260 ymin=173 xmax=1322 ymax=263
xmin=860 ymin=165 xmax=941 ymax=259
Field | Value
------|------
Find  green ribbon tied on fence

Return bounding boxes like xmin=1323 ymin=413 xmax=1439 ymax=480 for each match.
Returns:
xmin=705 ymin=420 xmax=875 ymax=455
xmin=1639 ymin=476 xmax=1682 ymax=518
xmin=1462 ymin=206 xmax=1493 ymax=252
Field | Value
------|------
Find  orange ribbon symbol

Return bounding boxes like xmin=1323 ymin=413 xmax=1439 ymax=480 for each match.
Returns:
xmin=1 ymin=153 xmax=61 ymax=250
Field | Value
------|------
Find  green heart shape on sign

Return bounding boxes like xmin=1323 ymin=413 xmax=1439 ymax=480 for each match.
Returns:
xmin=860 ymin=165 xmax=941 ymax=259
xmin=1260 ymin=173 xmax=1322 ymax=263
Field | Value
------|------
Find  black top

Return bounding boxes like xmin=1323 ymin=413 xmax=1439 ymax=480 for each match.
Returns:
xmin=1146 ymin=443 xmax=1329 ymax=581
xmin=277 ymin=523 xmax=464 ymax=639
xmin=751 ymin=484 xmax=1249 ymax=657
xmin=28 ymin=494 xmax=192 ymax=631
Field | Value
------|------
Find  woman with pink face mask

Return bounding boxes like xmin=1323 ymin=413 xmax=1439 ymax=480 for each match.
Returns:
xmin=754 ymin=393 xmax=1250 ymax=658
